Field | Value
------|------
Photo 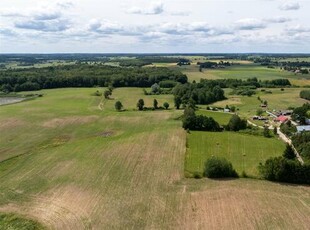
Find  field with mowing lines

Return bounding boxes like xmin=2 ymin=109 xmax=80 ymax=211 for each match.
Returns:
xmin=0 ymin=88 xmax=309 ymax=229
xmin=185 ymin=131 xmax=286 ymax=177
xmin=196 ymin=110 xmax=232 ymax=125
xmin=178 ymin=62 xmax=310 ymax=86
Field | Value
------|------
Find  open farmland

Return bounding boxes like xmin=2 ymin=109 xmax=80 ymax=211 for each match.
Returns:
xmin=196 ymin=110 xmax=232 ymax=125
xmin=211 ymin=88 xmax=309 ymax=118
xmin=0 ymin=88 xmax=309 ymax=229
xmin=179 ymin=62 xmax=310 ymax=86
xmin=185 ymin=131 xmax=286 ymax=177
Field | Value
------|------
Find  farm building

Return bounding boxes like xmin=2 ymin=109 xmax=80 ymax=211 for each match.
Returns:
xmin=280 ymin=110 xmax=293 ymax=116
xmin=275 ymin=115 xmax=289 ymax=123
xmin=296 ymin=125 xmax=310 ymax=133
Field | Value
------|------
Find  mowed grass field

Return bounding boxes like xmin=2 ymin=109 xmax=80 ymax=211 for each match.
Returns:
xmin=196 ymin=110 xmax=232 ymax=125
xmin=185 ymin=131 xmax=285 ymax=177
xmin=0 ymin=88 xmax=309 ymax=229
xmin=178 ymin=62 xmax=310 ymax=86
xmin=211 ymin=88 xmax=309 ymax=118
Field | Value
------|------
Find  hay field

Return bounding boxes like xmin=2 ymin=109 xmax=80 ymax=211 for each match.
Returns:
xmin=0 ymin=88 xmax=309 ymax=229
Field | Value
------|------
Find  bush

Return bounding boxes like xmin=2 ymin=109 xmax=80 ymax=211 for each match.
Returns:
xmin=115 ymin=101 xmax=123 ymax=111
xmin=193 ymin=172 xmax=203 ymax=179
xmin=159 ymin=80 xmax=177 ymax=88
xmin=204 ymin=157 xmax=238 ymax=178
xmin=258 ymin=156 xmax=310 ymax=184
xmin=163 ymin=102 xmax=169 ymax=109
xmin=283 ymin=144 xmax=296 ymax=159
xmin=300 ymin=90 xmax=310 ymax=100
xmin=137 ymin=99 xmax=144 ymax=111
xmin=182 ymin=107 xmax=221 ymax=131
xmin=226 ymin=114 xmax=247 ymax=131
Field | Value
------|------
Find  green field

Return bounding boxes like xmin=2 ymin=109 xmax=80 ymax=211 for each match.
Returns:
xmin=0 ymin=88 xmax=309 ymax=229
xmin=178 ymin=62 xmax=310 ymax=86
xmin=185 ymin=131 xmax=285 ymax=177
xmin=196 ymin=110 xmax=232 ymax=125
xmin=211 ymin=88 xmax=309 ymax=118
xmin=0 ymin=213 xmax=45 ymax=230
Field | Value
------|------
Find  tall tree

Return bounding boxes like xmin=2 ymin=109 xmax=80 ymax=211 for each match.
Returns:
xmin=163 ymin=102 xmax=169 ymax=110
xmin=137 ymin=99 xmax=145 ymax=111
xmin=283 ymin=144 xmax=296 ymax=160
xmin=115 ymin=101 xmax=123 ymax=111
xmin=153 ymin=99 xmax=158 ymax=109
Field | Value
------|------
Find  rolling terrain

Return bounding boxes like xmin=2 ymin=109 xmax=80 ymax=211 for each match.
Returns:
xmin=0 ymin=88 xmax=309 ymax=229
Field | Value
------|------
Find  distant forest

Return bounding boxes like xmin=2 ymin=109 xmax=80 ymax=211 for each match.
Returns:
xmin=0 ymin=64 xmax=187 ymax=92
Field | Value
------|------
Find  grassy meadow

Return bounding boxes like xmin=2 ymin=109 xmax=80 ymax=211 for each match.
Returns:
xmin=176 ymin=62 xmax=310 ymax=87
xmin=0 ymin=87 xmax=309 ymax=229
xmin=185 ymin=131 xmax=286 ymax=177
xmin=211 ymin=87 xmax=309 ymax=118
xmin=196 ymin=110 xmax=232 ymax=125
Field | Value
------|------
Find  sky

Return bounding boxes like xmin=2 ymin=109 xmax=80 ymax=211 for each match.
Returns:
xmin=0 ymin=0 xmax=310 ymax=53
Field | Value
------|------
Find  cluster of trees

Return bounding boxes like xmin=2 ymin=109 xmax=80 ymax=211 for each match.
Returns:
xmin=198 ymin=61 xmax=231 ymax=69
xmin=115 ymin=101 xmax=123 ymax=111
xmin=281 ymin=61 xmax=310 ymax=68
xmin=282 ymin=66 xmax=309 ymax=74
xmin=253 ymin=57 xmax=310 ymax=74
xmin=292 ymin=103 xmax=310 ymax=125
xmin=173 ymin=81 xmax=226 ymax=108
xmin=230 ymin=86 xmax=256 ymax=96
xmin=104 ymin=86 xmax=114 ymax=99
xmin=115 ymin=57 xmax=191 ymax=66
xmin=292 ymin=132 xmax=310 ymax=160
xmin=138 ymin=56 xmax=184 ymax=63
xmin=204 ymin=157 xmax=238 ymax=178
xmin=182 ymin=107 xmax=221 ymax=131
xmin=0 ymin=64 xmax=187 ymax=92
xmin=300 ymin=90 xmax=310 ymax=100
xmin=199 ymin=78 xmax=290 ymax=89
xmin=258 ymin=156 xmax=310 ymax=184
xmin=280 ymin=120 xmax=297 ymax=137
xmin=225 ymin=114 xmax=247 ymax=131
xmin=176 ymin=58 xmax=191 ymax=66
xmin=136 ymin=99 xmax=169 ymax=111
xmin=0 ymin=54 xmax=113 ymax=67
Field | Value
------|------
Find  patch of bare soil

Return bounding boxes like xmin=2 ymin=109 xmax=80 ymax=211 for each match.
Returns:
xmin=98 ymin=131 xmax=114 ymax=137
xmin=42 ymin=115 xmax=98 ymax=128
xmin=0 ymin=185 xmax=98 ymax=230
xmin=0 ymin=118 xmax=25 ymax=129
xmin=179 ymin=183 xmax=310 ymax=230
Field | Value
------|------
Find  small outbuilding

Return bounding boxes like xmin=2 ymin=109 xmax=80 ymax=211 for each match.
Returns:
xmin=296 ymin=126 xmax=310 ymax=133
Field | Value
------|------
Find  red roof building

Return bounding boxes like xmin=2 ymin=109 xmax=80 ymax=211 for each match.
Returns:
xmin=275 ymin=115 xmax=289 ymax=123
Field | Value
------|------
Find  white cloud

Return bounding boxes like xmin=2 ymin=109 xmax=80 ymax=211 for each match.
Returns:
xmin=285 ymin=25 xmax=310 ymax=35
xmin=235 ymin=18 xmax=266 ymax=30
xmin=127 ymin=1 xmax=164 ymax=15
xmin=1 ymin=0 xmax=309 ymax=53
xmin=15 ymin=19 xmax=70 ymax=32
xmin=279 ymin=2 xmax=300 ymax=11
xmin=170 ymin=11 xmax=190 ymax=16
xmin=88 ymin=19 xmax=123 ymax=34
xmin=264 ymin=16 xmax=292 ymax=23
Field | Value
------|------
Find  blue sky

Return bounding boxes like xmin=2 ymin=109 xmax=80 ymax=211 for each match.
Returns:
xmin=0 ymin=0 xmax=309 ymax=53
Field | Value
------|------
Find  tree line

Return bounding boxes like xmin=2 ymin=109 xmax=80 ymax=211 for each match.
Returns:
xmin=259 ymin=148 xmax=310 ymax=184
xmin=0 ymin=64 xmax=187 ymax=92
xmin=300 ymin=90 xmax=310 ymax=100
xmin=173 ymin=81 xmax=226 ymax=108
